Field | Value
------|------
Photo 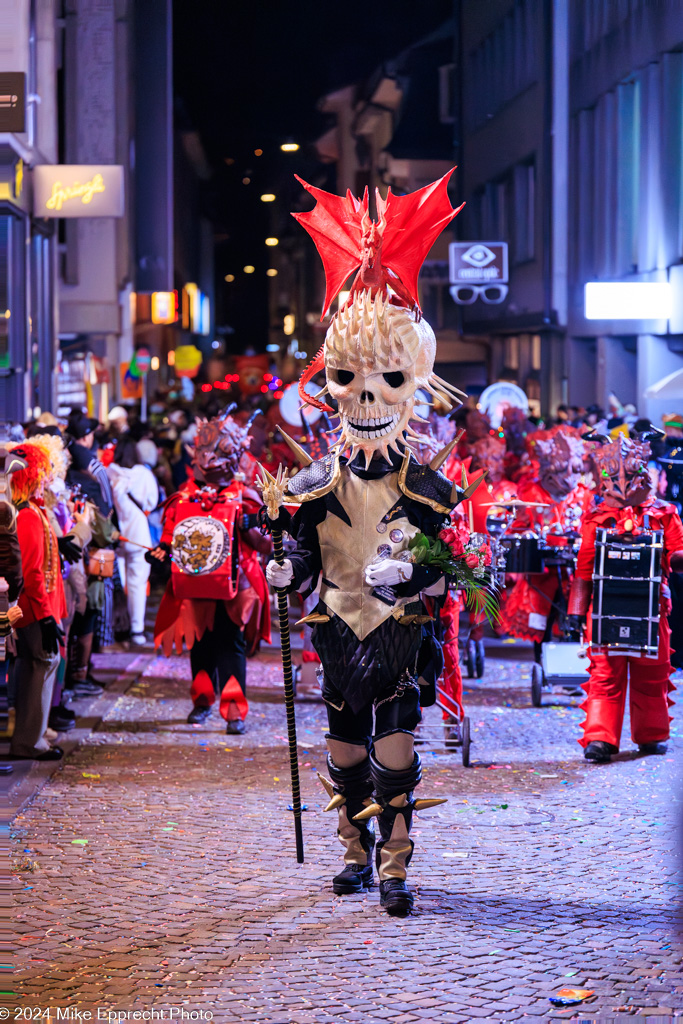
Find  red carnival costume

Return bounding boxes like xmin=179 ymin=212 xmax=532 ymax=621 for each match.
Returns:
xmin=152 ymin=413 xmax=271 ymax=733
xmin=569 ymin=432 xmax=683 ymax=762
xmin=498 ymin=426 xmax=590 ymax=644
xmin=10 ymin=443 xmax=67 ymax=759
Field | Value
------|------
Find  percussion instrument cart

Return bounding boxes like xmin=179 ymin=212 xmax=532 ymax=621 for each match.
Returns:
xmin=527 ymin=552 xmax=590 ymax=707
xmin=484 ymin=501 xmax=589 ymax=707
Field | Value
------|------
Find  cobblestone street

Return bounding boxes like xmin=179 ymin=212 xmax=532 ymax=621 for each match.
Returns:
xmin=12 ymin=639 xmax=683 ymax=1022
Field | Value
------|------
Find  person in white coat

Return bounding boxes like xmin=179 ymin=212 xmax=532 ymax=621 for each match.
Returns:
xmin=106 ymin=438 xmax=159 ymax=644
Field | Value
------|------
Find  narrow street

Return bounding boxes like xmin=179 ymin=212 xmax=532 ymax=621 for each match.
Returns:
xmin=12 ymin=640 xmax=682 ymax=1022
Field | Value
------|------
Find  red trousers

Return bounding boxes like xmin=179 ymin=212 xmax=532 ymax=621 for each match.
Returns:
xmin=580 ymin=617 xmax=675 ymax=748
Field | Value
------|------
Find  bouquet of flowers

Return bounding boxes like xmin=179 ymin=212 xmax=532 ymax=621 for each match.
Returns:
xmin=407 ymin=527 xmax=499 ymax=621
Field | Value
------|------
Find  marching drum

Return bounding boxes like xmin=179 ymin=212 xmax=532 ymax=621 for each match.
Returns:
xmin=591 ymin=528 xmax=663 ymax=656
xmin=500 ymin=532 xmax=544 ymax=574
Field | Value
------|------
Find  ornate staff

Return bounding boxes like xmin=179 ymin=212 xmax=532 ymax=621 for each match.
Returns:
xmin=259 ymin=464 xmax=304 ymax=863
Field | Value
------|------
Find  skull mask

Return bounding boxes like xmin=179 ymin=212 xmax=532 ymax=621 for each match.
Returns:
xmin=590 ymin=434 xmax=652 ymax=507
xmin=531 ymin=426 xmax=585 ymax=500
xmin=192 ymin=413 xmax=249 ymax=488
xmin=324 ymin=292 xmax=457 ymax=467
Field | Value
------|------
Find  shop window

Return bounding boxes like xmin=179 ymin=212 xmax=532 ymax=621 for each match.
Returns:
xmin=615 ymin=77 xmax=640 ymax=275
xmin=438 ymin=64 xmax=455 ymax=125
xmin=513 ymin=159 xmax=535 ymax=263
xmin=504 ymin=336 xmax=520 ymax=370
xmin=531 ymin=333 xmax=542 ymax=370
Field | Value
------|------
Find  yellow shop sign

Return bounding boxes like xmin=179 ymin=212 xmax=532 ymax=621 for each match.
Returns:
xmin=34 ymin=165 xmax=124 ymax=218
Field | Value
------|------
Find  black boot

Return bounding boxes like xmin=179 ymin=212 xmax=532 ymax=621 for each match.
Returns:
xmin=379 ymin=878 xmax=414 ymax=915
xmin=584 ymin=740 xmax=618 ymax=763
xmin=327 ymin=755 xmax=375 ymax=894
xmin=370 ymin=751 xmax=421 ymax=915
xmin=187 ymin=705 xmax=212 ymax=724
xmin=639 ymin=741 xmax=668 ymax=755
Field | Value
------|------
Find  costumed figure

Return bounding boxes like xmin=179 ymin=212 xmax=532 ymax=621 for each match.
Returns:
xmin=8 ymin=442 xmax=67 ymax=760
xmin=261 ymin=171 xmax=495 ymax=914
xmin=497 ymin=425 xmax=590 ymax=649
xmin=151 ymin=412 xmax=271 ymax=734
xmin=568 ymin=431 xmax=683 ymax=762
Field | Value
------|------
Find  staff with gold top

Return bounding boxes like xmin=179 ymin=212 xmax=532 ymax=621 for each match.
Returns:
xmin=259 ymin=464 xmax=305 ymax=863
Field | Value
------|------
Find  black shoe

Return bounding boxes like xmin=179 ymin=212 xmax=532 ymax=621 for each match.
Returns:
xmin=0 ymin=765 xmax=13 ymax=775
xmin=72 ymin=680 xmax=104 ymax=698
xmin=187 ymin=705 xmax=212 ymax=724
xmin=332 ymin=863 xmax=374 ymax=895
xmin=639 ymin=742 xmax=668 ymax=756
xmin=584 ymin=740 xmax=618 ymax=763
xmin=379 ymin=878 xmax=414 ymax=916
xmin=49 ymin=706 xmax=76 ymax=728
xmin=12 ymin=746 xmax=64 ymax=761
xmin=226 ymin=718 xmax=247 ymax=735
xmin=48 ymin=713 xmax=76 ymax=733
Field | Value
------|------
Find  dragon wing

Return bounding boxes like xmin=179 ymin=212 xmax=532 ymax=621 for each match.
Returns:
xmin=291 ymin=176 xmax=367 ymax=318
xmin=376 ymin=168 xmax=463 ymax=309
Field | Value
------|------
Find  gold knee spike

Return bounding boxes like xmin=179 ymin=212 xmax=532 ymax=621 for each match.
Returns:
xmin=316 ymin=771 xmax=335 ymax=798
xmin=324 ymin=794 xmax=346 ymax=812
xmin=413 ymin=798 xmax=448 ymax=810
xmin=316 ymin=771 xmax=346 ymax=811
xmin=352 ymin=801 xmax=382 ymax=822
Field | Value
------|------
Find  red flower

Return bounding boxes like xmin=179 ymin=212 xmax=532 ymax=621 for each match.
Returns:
xmin=439 ymin=527 xmax=464 ymax=558
xmin=465 ymin=552 xmax=480 ymax=568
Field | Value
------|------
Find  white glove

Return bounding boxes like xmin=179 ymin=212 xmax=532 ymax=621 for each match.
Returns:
xmin=266 ymin=558 xmax=294 ymax=588
xmin=365 ymin=558 xmax=413 ymax=587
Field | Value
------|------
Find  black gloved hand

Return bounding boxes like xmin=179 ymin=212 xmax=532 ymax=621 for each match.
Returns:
xmin=145 ymin=542 xmax=171 ymax=565
xmin=39 ymin=615 xmax=65 ymax=654
xmin=58 ymin=535 xmax=82 ymax=565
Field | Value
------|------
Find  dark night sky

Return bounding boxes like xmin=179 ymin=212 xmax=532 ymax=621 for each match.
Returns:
xmin=173 ymin=0 xmax=454 ymax=349
xmin=174 ymin=0 xmax=453 ymax=164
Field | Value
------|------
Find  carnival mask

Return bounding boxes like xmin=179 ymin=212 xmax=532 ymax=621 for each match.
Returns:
xmin=590 ymin=434 xmax=652 ymax=507
xmin=323 ymin=292 xmax=449 ymax=465
xmin=532 ymin=427 xmax=585 ymax=500
xmin=470 ymin=435 xmax=505 ymax=485
xmin=192 ymin=413 xmax=249 ymax=488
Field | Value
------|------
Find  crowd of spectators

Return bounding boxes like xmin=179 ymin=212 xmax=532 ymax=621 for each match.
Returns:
xmin=2 ymin=389 xmax=683 ymax=763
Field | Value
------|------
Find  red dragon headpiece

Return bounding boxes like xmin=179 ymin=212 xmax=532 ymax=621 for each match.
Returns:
xmin=290 ymin=171 xmax=465 ymax=466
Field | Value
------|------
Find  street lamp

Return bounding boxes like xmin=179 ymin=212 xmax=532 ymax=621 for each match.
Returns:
xmin=280 ymin=142 xmax=299 ymax=152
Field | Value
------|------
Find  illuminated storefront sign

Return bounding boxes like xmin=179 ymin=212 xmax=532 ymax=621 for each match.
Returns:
xmin=151 ymin=291 xmax=178 ymax=324
xmin=584 ymin=282 xmax=672 ymax=320
xmin=34 ymin=165 xmax=124 ymax=218
xmin=181 ymin=283 xmax=210 ymax=335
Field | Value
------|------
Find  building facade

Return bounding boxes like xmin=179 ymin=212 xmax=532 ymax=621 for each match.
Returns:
xmin=566 ymin=0 xmax=683 ymax=424
xmin=1 ymin=0 xmax=214 ymax=423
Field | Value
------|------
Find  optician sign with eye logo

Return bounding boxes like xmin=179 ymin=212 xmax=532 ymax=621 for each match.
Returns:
xmin=33 ymin=165 xmax=124 ymax=218
xmin=449 ymin=242 xmax=509 ymax=305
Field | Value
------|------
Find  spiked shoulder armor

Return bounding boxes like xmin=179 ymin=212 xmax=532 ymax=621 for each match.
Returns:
xmin=285 ymin=452 xmax=342 ymax=503
xmin=398 ymin=451 xmax=468 ymax=514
